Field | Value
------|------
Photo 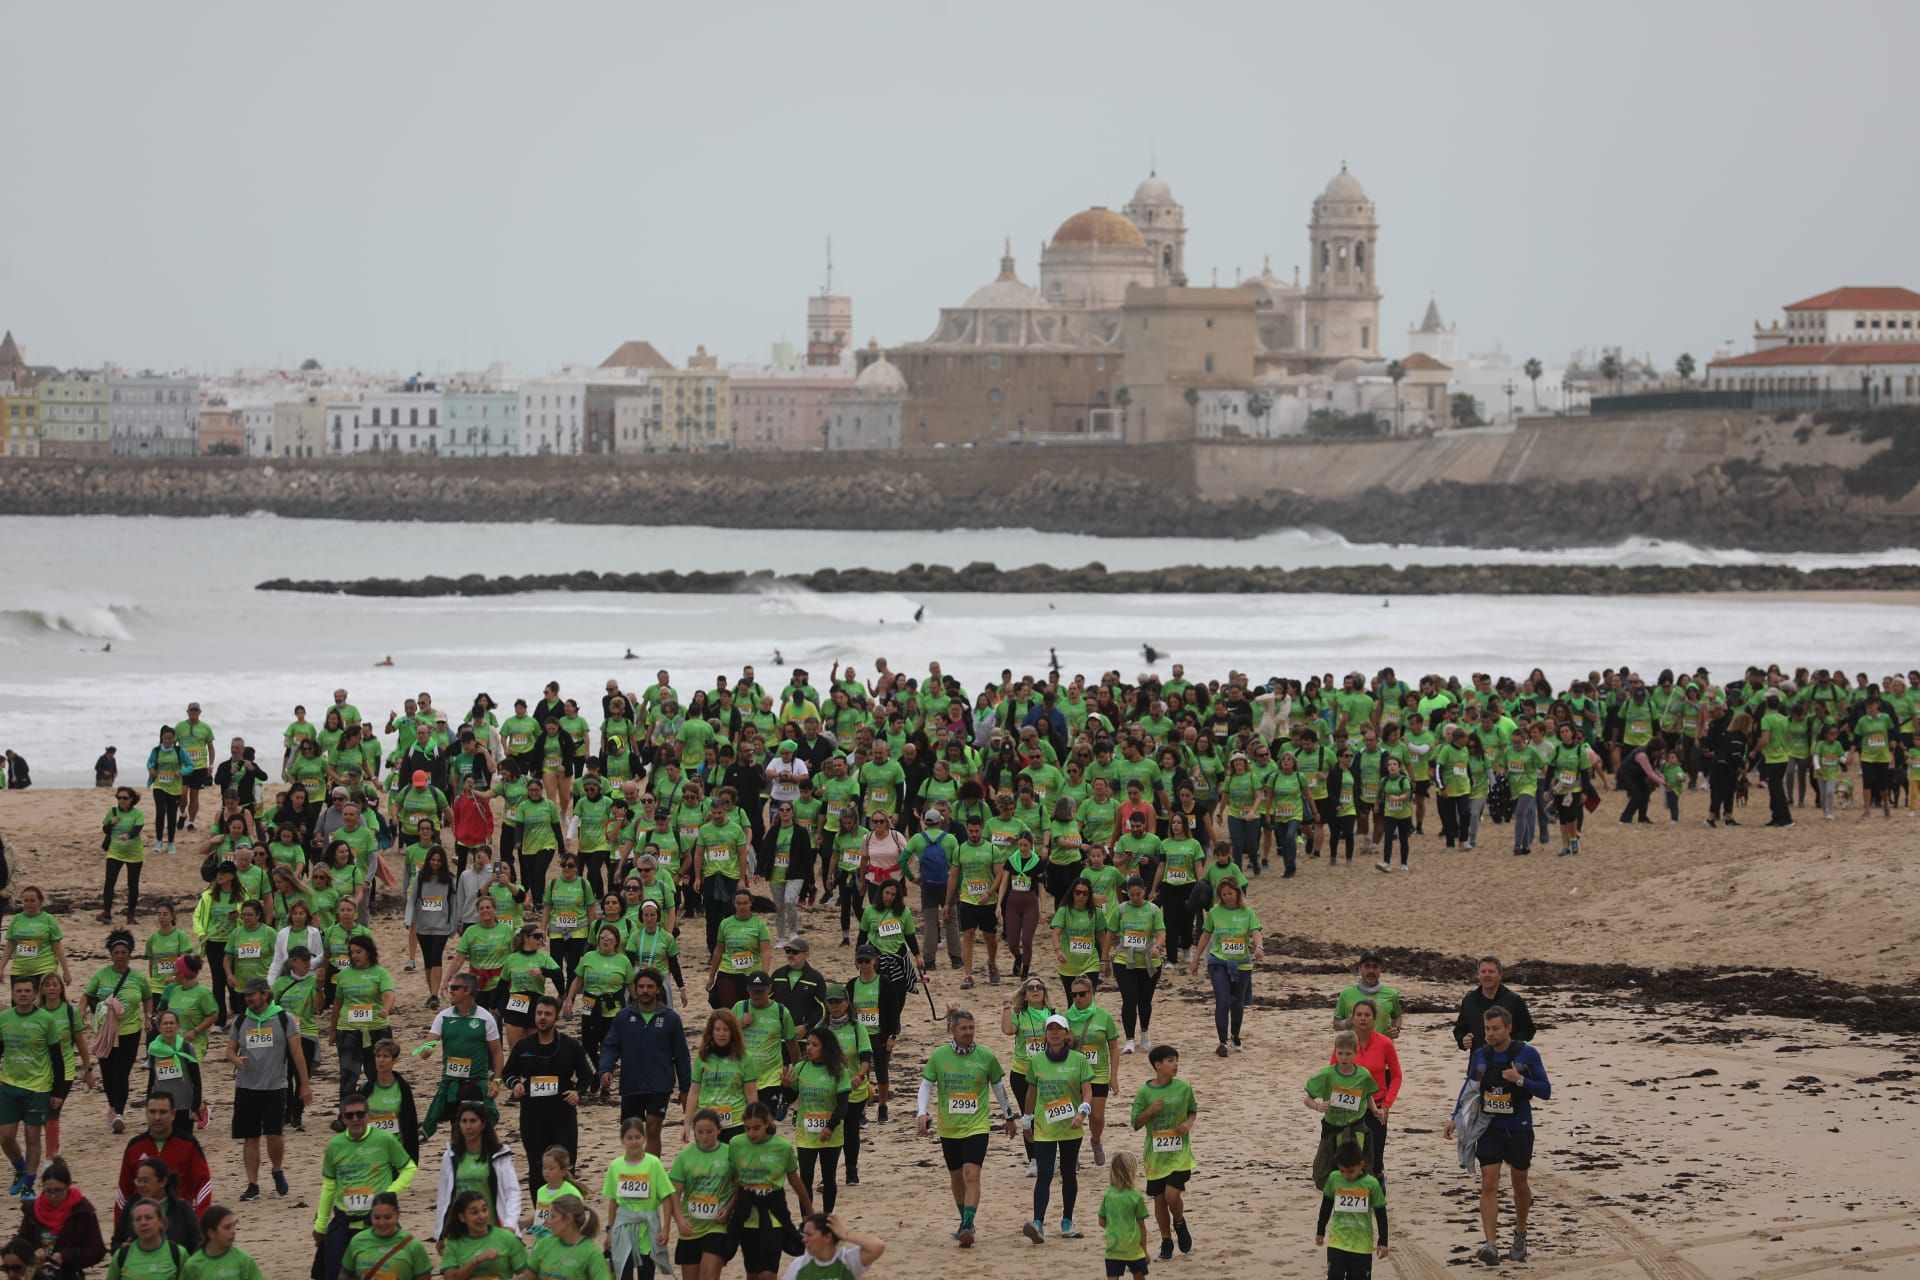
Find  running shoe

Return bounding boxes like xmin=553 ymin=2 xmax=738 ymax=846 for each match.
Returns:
xmin=403 ymin=958 xmax=417 ymax=973
xmin=1159 ymin=1240 xmax=1174 ymax=1261
xmin=1139 ymin=1034 xmax=1152 ymax=1052
xmin=1027 ymin=1158 xmax=1039 ymax=1179
xmin=876 ymin=1104 xmax=888 ymax=1123
xmin=1508 ymin=1232 xmax=1528 ymax=1262
xmin=109 ymin=1111 xmax=123 ymax=1134
xmin=1215 ymin=1041 xmax=1229 ymax=1057
xmin=1476 ymin=1241 xmax=1501 ymax=1265
xmin=1022 ymin=1220 xmax=1045 ymax=1244
xmin=1092 ymin=1139 xmax=1105 ymax=1165
xmin=273 ymin=1170 xmax=289 ymax=1196
xmin=5 ymin=1173 xmax=23 ymax=1197
xmin=1375 ymin=860 xmax=1393 ymax=873
xmin=1175 ymin=1219 xmax=1193 ymax=1253
xmin=958 ymin=1225 xmax=975 ymax=1248
xmin=1060 ymin=1218 xmax=1082 ymax=1238
xmin=1121 ymin=1039 xmax=1135 ymax=1054
xmin=239 ymin=1183 xmax=261 ymax=1202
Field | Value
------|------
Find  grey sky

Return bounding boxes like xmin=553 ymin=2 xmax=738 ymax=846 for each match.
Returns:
xmin=6 ymin=2 xmax=1917 ymax=377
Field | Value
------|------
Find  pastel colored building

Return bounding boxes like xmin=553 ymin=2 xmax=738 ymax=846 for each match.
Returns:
xmin=729 ymin=363 xmax=854 ymax=451
xmin=37 ymin=372 xmax=111 ymax=457
xmin=108 ymin=372 xmax=200 ymax=457
xmin=442 ymin=387 xmax=519 ymax=456
xmin=196 ymin=401 xmax=245 ymax=454
xmin=272 ymin=396 xmax=325 ymax=458
xmin=0 ymin=388 xmax=39 ymax=457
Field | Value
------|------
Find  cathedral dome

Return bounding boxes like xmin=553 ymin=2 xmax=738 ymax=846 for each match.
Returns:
xmin=964 ymin=243 xmax=1049 ymax=310
xmin=1321 ymin=166 xmax=1367 ymax=202
xmin=854 ymin=356 xmax=907 ymax=397
xmin=1131 ymin=174 xmax=1174 ymax=205
xmin=1050 ymin=207 xmax=1146 ymax=248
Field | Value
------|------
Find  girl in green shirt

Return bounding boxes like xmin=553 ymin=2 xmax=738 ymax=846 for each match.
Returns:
xmin=1050 ymin=880 xmax=1106 ymax=1000
xmin=438 ymin=1190 xmax=527 ymax=1279
xmin=181 ymin=1205 xmax=267 ymax=1280
xmin=223 ymin=901 xmax=276 ymax=992
xmin=1190 ymin=880 xmax=1264 ymax=1056
xmin=143 ymin=903 xmax=194 ymax=1004
xmin=5 ymin=887 xmax=69 ymax=985
xmin=686 ymin=1009 xmax=758 ymax=1138
xmin=785 ymin=1028 xmax=853 ymax=1214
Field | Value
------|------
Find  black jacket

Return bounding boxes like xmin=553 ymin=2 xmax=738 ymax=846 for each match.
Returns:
xmin=504 ymin=1031 xmax=598 ymax=1122
xmin=1452 ymin=984 xmax=1537 ymax=1051
xmin=773 ymin=962 xmax=828 ymax=1037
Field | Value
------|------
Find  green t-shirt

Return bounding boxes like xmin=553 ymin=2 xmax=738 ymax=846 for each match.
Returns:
xmin=0 ymin=1006 xmax=60 ymax=1092
xmin=715 ymin=914 xmax=771 ymax=976
xmin=1322 ymin=1169 xmax=1387 ymax=1255
xmin=858 ymin=904 xmax=915 ymax=956
xmin=179 ymin=1245 xmax=267 ymax=1280
xmin=1111 ymin=901 xmax=1164 ymax=970
xmin=696 ymin=820 xmax=746 ymax=882
xmin=105 ymin=805 xmax=147 ymax=862
xmin=7 ymin=912 xmax=62 ymax=977
xmin=1066 ymin=1000 xmax=1120 ymax=1085
xmin=163 ymin=982 xmax=220 ymax=1055
xmin=437 ymin=1227 xmax=526 ymax=1279
xmin=544 ymin=877 xmax=590 ymax=939
xmin=227 ymin=924 xmax=276 ymax=984
xmin=728 ymin=1132 xmax=797 ymax=1226
xmin=321 ymin=1127 xmax=412 ymax=1214
xmin=732 ymin=999 xmax=797 ymax=1090
xmin=668 ymin=1141 xmax=736 ymax=1239
xmin=1157 ymin=838 xmax=1201 ymax=886
xmin=456 ymin=922 xmax=515 ymax=989
xmin=525 ymin=1233 xmax=612 ymax=1280
xmin=341 ymin=1228 xmax=433 ymax=1280
xmin=516 ymin=798 xmax=561 ymax=854
xmin=921 ymin=1042 xmax=1005 ymax=1139
xmin=144 ymin=928 xmax=195 ymax=989
xmin=792 ymin=1059 xmax=853 ymax=1148
xmin=575 ymin=949 xmax=634 ymax=1001
xmin=332 ymin=964 xmax=394 ymax=1034
xmin=1101 ymin=1185 xmax=1151 ymax=1262
xmin=106 ymin=1240 xmax=191 ymax=1280
xmin=1130 ymin=1076 xmax=1196 ymax=1179
xmin=1856 ymin=713 xmax=1893 ymax=764
xmin=1333 ymin=983 xmax=1402 ymax=1030
xmin=1050 ymin=905 xmax=1104 ymax=977
xmin=1027 ymin=1047 xmax=1093 ymax=1142
xmin=1200 ymin=904 xmax=1261 ymax=970
xmin=600 ymin=1152 xmax=669 ymax=1243
xmin=954 ymin=841 xmax=1003 ymax=906
xmin=85 ymin=966 xmax=153 ymax=1037
xmin=1759 ymin=710 xmax=1792 ymax=765
xmin=691 ymin=1051 xmax=754 ymax=1131
xmin=1304 ymin=1062 xmax=1379 ymax=1130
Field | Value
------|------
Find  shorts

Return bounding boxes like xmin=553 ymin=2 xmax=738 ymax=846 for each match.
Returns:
xmin=0 ymin=1084 xmax=50 ymax=1127
xmin=940 ymin=1133 xmax=990 ymax=1171
xmin=1552 ymin=793 xmax=1583 ymax=822
xmin=1146 ymin=1169 xmax=1190 ymax=1198
xmin=1475 ymin=1125 xmax=1534 ymax=1170
xmin=500 ymin=998 xmax=537 ymax=1030
xmin=674 ymin=1234 xmax=738 ymax=1266
xmin=1863 ymin=761 xmax=1893 ymax=792
xmin=232 ymin=1087 xmax=286 ymax=1139
xmin=957 ymin=903 xmax=997 ymax=934
xmin=621 ymin=1092 xmax=670 ymax=1120
xmin=186 ymin=769 xmax=211 ymax=789
xmin=1412 ymin=780 xmax=1431 ymax=798
xmin=1106 ymin=1260 xmax=1150 ymax=1277
xmin=1091 ymin=1082 xmax=1111 ymax=1098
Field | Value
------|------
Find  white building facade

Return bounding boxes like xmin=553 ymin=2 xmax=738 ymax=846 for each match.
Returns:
xmin=442 ymin=388 xmax=519 ymax=456
xmin=519 ymin=374 xmax=589 ymax=455
xmin=107 ymin=372 xmax=199 ymax=457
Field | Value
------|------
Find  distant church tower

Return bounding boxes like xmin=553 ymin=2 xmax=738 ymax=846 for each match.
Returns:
xmin=1408 ymin=296 xmax=1456 ymax=363
xmin=1124 ymin=171 xmax=1187 ymax=286
xmin=1302 ymin=165 xmax=1381 ymax=362
xmin=807 ymin=239 xmax=852 ymax=367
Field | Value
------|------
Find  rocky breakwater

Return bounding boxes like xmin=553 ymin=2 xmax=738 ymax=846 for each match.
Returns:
xmin=258 ymin=561 xmax=1920 ymax=598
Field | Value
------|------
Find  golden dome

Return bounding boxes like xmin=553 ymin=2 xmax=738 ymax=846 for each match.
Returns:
xmin=1049 ymin=207 xmax=1145 ymax=248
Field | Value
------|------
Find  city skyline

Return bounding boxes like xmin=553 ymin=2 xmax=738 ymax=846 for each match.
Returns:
xmin=5 ymin=1 xmax=1918 ymax=377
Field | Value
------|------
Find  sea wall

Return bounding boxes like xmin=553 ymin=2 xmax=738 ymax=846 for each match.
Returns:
xmin=4 ymin=411 xmax=1917 ymax=550
xmin=258 ymin=562 xmax=1920 ymax=598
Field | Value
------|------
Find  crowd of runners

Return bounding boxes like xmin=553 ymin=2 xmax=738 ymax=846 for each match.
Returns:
xmin=0 ymin=656 xmax=1909 ymax=1277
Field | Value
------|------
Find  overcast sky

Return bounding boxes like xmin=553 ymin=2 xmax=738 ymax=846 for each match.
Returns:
xmin=6 ymin=2 xmax=1916 ymax=377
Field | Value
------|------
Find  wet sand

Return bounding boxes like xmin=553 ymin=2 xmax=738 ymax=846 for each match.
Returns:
xmin=0 ymin=785 xmax=1914 ymax=1278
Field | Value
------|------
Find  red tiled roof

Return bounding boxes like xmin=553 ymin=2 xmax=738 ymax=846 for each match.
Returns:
xmin=1782 ymin=287 xmax=1920 ymax=312
xmin=1398 ymin=351 xmax=1451 ymax=371
xmin=1708 ymin=342 xmax=1920 ymax=368
xmin=600 ymin=341 xmax=673 ymax=370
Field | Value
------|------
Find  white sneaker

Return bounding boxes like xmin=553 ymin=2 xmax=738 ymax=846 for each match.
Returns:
xmin=1140 ymin=1034 xmax=1153 ymax=1052
xmin=1375 ymin=860 xmax=1393 ymax=874
xmin=1121 ymin=1039 xmax=1135 ymax=1054
xmin=1026 ymin=1158 xmax=1039 ymax=1179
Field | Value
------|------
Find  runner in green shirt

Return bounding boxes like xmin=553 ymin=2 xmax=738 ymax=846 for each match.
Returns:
xmin=1130 ymin=1045 xmax=1196 ymax=1258
xmin=687 ymin=1010 xmax=758 ymax=1136
xmin=1189 ymin=881 xmax=1263 ymax=1056
xmin=1049 ymin=881 xmax=1107 ymax=995
xmin=178 ymin=1205 xmax=268 ymax=1280
xmin=786 ymin=1029 xmax=854 ymax=1212
xmin=339 ymin=1199 xmax=433 ymax=1280
xmin=1303 ymin=1032 xmax=1383 ymax=1188
xmin=917 ymin=1010 xmax=1014 ymax=1248
xmin=1316 ymin=1148 xmax=1389 ymax=1269
xmin=1065 ymin=977 xmax=1120 ymax=1164
xmin=669 ymin=1112 xmax=738 ymax=1245
xmin=0 ymin=975 xmax=62 ymax=1190
xmin=4 ymin=889 xmax=67 ymax=985
xmin=600 ymin=1120 xmax=671 ymax=1276
xmin=1100 ymin=1155 xmax=1152 ymax=1273
xmin=1021 ymin=1013 xmax=1093 ymax=1243
xmin=437 ymin=1192 xmax=527 ymax=1279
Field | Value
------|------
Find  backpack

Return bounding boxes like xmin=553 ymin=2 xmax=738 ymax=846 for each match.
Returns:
xmin=918 ymin=831 xmax=950 ymax=885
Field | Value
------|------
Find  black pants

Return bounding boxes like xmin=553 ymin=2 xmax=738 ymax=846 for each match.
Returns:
xmin=520 ymin=1104 xmax=579 ymax=1185
xmin=314 ymin=1210 xmax=370 ymax=1280
xmin=1033 ymin=1135 xmax=1082 ymax=1223
xmin=552 ymin=938 xmax=586 ymax=989
xmin=1438 ymin=795 xmax=1467 ymax=846
xmin=1763 ymin=761 xmax=1791 ymax=825
xmin=1157 ymin=884 xmax=1194 ymax=962
xmin=1327 ymin=1248 xmax=1374 ymax=1279
xmin=1619 ymin=773 xmax=1652 ymax=823
xmin=1710 ymin=766 xmax=1739 ymax=820
xmin=1382 ymin=817 xmax=1411 ymax=866
xmin=797 ymin=1143 xmax=841 ymax=1214
xmin=834 ymin=869 xmax=859 ymax=934
xmin=841 ymin=1098 xmax=865 ymax=1180
xmin=580 ymin=850 xmax=611 ymax=900
xmin=1329 ymin=814 xmax=1355 ymax=861
xmin=521 ymin=847 xmax=554 ymax=908
xmin=703 ymin=877 xmax=739 ymax=954
xmin=102 ymin=1031 xmax=140 ymax=1114
xmin=103 ymin=860 xmax=142 ymax=915
xmin=1115 ymin=965 xmax=1158 ymax=1038
xmin=285 ymin=1037 xmax=319 ymax=1124
xmin=205 ymin=941 xmax=232 ymax=1021
xmin=582 ymin=1011 xmax=615 ymax=1069
xmin=153 ymin=792 xmax=180 ymax=843
xmin=1362 ymin=1109 xmax=1388 ymax=1184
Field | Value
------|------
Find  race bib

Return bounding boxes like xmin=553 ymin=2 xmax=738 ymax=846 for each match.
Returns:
xmin=1451 ymin=764 xmax=1467 ymax=779
xmin=1330 ymin=1085 xmax=1363 ymax=1112
xmin=1122 ymin=930 xmax=1148 ymax=952
xmin=530 ymin=1075 xmax=559 ymax=1098
xmin=946 ymin=1093 xmax=979 ymax=1115
xmin=858 ymin=1011 xmax=879 ymax=1029
xmin=711 ymin=1102 xmax=734 ymax=1129
xmin=372 ymin=1112 xmax=399 ymax=1135
xmin=1024 ymin=1036 xmax=1046 ymax=1060
xmin=243 ymin=1027 xmax=275 ymax=1051
xmin=617 ymin=1175 xmax=651 ymax=1200
xmin=803 ymin=1112 xmax=831 ymax=1134
xmin=13 ymin=943 xmax=37 ymax=959
xmin=420 ymin=895 xmax=445 ymax=914
xmin=445 ymin=1056 xmax=471 ymax=1079
xmin=1334 ymin=1190 xmax=1370 ymax=1214
xmin=236 ymin=943 xmax=263 ymax=960
xmin=1483 ymin=1087 xmax=1514 ymax=1116
xmin=1043 ymin=1101 xmax=1075 ymax=1125
xmin=705 ymin=848 xmax=730 ymax=868
xmin=347 ymin=1004 xmax=376 ymax=1025
xmin=155 ymin=1060 xmax=183 ymax=1082
xmin=876 ymin=919 xmax=901 ymax=938
xmin=774 ymin=851 xmax=790 ymax=873
xmin=1868 ymin=733 xmax=1888 ymax=751
xmin=1081 ymin=1045 xmax=1100 ymax=1066
xmin=687 ymin=1193 xmax=721 ymax=1220
xmin=867 ymin=787 xmax=890 ymax=806
xmin=1068 ymin=937 xmax=1093 ymax=955
xmin=553 ymin=912 xmax=579 ymax=931
xmin=963 ymin=878 xmax=989 ymax=900
xmin=507 ymin=993 xmax=531 ymax=1015
xmin=1010 ymin=875 xmax=1032 ymax=893
xmin=1151 ymin=1129 xmax=1183 ymax=1153
xmin=729 ymin=950 xmax=754 ymax=971
xmin=341 ymin=1186 xmax=375 ymax=1213
xmin=1218 ymin=938 xmax=1246 ymax=956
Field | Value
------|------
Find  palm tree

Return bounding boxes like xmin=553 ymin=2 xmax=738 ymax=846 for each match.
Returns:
xmin=1246 ymin=389 xmax=1273 ymax=436
xmin=1675 ymin=352 xmax=1696 ymax=384
xmin=1385 ymin=359 xmax=1406 ymax=434
xmin=1522 ymin=357 xmax=1543 ymax=409
xmin=1598 ymin=352 xmax=1622 ymax=396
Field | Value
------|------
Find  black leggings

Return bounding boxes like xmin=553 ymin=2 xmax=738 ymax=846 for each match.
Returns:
xmin=1157 ymin=884 xmax=1194 ymax=961
xmin=1115 ymin=965 xmax=1158 ymax=1038
xmin=552 ymin=938 xmax=586 ymax=989
xmin=1329 ymin=814 xmax=1355 ymax=862
xmin=1033 ymin=1136 xmax=1082 ymax=1223
xmin=153 ymin=792 xmax=180 ymax=843
xmin=580 ymin=850 xmax=611 ymax=900
xmin=1010 ymin=1073 xmax=1035 ymax=1161
xmin=520 ymin=848 xmax=554 ymax=908
xmin=835 ymin=870 xmax=859 ymax=933
xmin=103 ymin=860 xmax=142 ymax=915
xmin=205 ymin=941 xmax=232 ymax=1021
xmin=418 ymin=934 xmax=449 ymax=968
xmin=102 ymin=1031 xmax=140 ymax=1113
xmin=582 ymin=1011 xmax=615 ymax=1069
xmin=841 ymin=1098 xmax=865 ymax=1180
xmin=797 ymin=1143 xmax=841 ymax=1215
xmin=1382 ymin=817 xmax=1411 ymax=866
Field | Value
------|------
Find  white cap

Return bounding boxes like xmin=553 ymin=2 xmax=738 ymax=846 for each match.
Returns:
xmin=1044 ymin=1013 xmax=1070 ymax=1031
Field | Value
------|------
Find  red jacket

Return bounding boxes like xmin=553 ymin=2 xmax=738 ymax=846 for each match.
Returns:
xmin=1332 ymin=1031 xmax=1403 ymax=1110
xmin=452 ymin=792 xmax=494 ymax=848
xmin=116 ymin=1132 xmax=212 ymax=1215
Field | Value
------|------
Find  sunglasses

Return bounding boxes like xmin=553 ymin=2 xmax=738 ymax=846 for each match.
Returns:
xmin=342 ymin=1110 xmax=368 ymax=1120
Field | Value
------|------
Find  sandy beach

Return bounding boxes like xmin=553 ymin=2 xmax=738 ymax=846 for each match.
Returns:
xmin=0 ymin=784 xmax=1914 ymax=1279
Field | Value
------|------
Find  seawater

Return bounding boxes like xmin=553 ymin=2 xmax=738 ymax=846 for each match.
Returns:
xmin=1 ymin=514 xmax=1914 ymax=786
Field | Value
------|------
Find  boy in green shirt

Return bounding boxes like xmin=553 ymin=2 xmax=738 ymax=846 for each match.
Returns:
xmin=1315 ymin=1139 xmax=1389 ymax=1271
xmin=1302 ymin=1031 xmax=1381 ymax=1190
xmin=1129 ymin=1044 xmax=1196 ymax=1260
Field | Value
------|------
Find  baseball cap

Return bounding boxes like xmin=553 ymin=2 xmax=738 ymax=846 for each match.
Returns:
xmin=824 ymin=985 xmax=848 ymax=1002
xmin=778 ymin=739 xmax=798 ymax=753
xmin=747 ymin=973 xmax=772 ymax=990
xmin=243 ymin=977 xmax=272 ymax=995
xmin=784 ymin=937 xmax=811 ymax=954
xmin=1359 ymin=950 xmax=1384 ymax=965
xmin=1044 ymin=1013 xmax=1070 ymax=1031
xmin=854 ymin=944 xmax=879 ymax=960
xmin=412 ymin=770 xmax=429 ymax=787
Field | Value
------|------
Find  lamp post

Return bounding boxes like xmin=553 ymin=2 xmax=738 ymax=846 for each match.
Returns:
xmin=1502 ymin=380 xmax=1518 ymax=424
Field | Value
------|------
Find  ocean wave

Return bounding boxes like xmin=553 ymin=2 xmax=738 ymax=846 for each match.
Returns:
xmin=749 ymin=586 xmax=926 ymax=627
xmin=0 ymin=602 xmax=141 ymax=642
